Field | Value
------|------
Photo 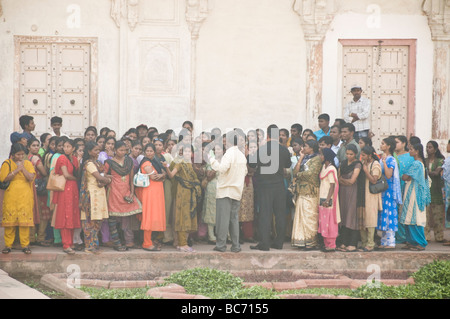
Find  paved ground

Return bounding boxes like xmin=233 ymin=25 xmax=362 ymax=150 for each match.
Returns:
xmin=1 ymin=229 xmax=450 ymax=299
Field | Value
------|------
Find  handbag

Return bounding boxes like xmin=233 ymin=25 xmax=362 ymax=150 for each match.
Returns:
xmin=320 ymin=198 xmax=333 ymax=207
xmin=369 ymin=162 xmax=389 ymax=194
xmin=46 ymin=169 xmax=66 ymax=192
xmin=133 ymin=171 xmax=152 ymax=188
xmin=0 ymin=160 xmax=11 ymax=190
xmin=35 ymin=177 xmax=48 ymax=196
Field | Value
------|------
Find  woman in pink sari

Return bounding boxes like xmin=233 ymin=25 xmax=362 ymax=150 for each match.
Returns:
xmin=318 ymin=148 xmax=340 ymax=252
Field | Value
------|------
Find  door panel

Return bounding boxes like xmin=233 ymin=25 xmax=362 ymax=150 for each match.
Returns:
xmin=20 ymin=44 xmax=52 ymax=138
xmin=19 ymin=41 xmax=91 ymax=138
xmin=342 ymin=44 xmax=409 ymax=151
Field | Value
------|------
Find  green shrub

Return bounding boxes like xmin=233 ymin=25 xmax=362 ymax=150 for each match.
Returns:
xmin=163 ymin=267 xmax=243 ymax=297
xmin=354 ymin=260 xmax=450 ymax=299
xmin=163 ymin=268 xmax=279 ymax=299
xmin=80 ymin=287 xmax=154 ymax=299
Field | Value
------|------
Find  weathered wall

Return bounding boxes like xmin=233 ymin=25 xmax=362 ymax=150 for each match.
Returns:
xmin=0 ymin=0 xmax=447 ymax=161
xmin=0 ymin=0 xmax=119 ymax=160
xmin=323 ymin=12 xmax=434 ymax=143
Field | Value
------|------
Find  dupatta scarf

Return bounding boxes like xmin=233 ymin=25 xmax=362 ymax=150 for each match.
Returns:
xmin=105 ymin=156 xmax=134 ymax=176
xmin=175 ymin=161 xmax=202 ymax=219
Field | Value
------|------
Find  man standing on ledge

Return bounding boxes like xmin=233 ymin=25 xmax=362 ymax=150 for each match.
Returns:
xmin=343 ymin=84 xmax=371 ymax=142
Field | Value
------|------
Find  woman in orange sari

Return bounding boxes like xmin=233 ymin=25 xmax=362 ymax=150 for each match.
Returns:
xmin=135 ymin=143 xmax=166 ymax=251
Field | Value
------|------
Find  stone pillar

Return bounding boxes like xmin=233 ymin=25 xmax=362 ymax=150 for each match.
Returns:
xmin=423 ymin=0 xmax=450 ymax=150
xmin=185 ymin=0 xmax=208 ymax=121
xmin=293 ymin=0 xmax=336 ymax=130
xmin=111 ymin=0 xmax=140 ymax=135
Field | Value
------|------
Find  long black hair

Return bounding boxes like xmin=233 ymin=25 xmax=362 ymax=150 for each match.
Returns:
xmin=361 ymin=145 xmax=379 ymax=162
xmin=396 ymin=135 xmax=409 ymax=152
xmin=427 ymin=140 xmax=445 ymax=159
xmin=411 ymin=143 xmax=428 ymax=180
xmin=80 ymin=141 xmax=98 ymax=174
xmin=9 ymin=143 xmax=27 ymax=157
xmin=382 ymin=137 xmax=396 ymax=155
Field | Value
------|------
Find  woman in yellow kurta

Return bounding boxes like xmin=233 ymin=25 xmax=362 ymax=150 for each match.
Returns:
xmin=1 ymin=143 xmax=36 ymax=254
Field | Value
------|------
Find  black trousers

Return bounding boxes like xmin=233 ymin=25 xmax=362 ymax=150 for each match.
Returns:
xmin=256 ymin=184 xmax=287 ymax=249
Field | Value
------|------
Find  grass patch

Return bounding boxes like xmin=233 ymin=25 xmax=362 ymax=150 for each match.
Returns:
xmin=42 ymin=260 xmax=450 ymax=299
xmin=279 ymin=287 xmax=355 ymax=297
xmin=163 ymin=268 xmax=280 ymax=299
xmin=24 ymin=280 xmax=66 ymax=298
xmin=79 ymin=286 xmax=155 ymax=299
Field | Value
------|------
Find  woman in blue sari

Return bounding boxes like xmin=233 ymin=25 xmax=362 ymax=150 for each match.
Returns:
xmin=394 ymin=135 xmax=415 ymax=245
xmin=377 ymin=137 xmax=402 ymax=250
xmin=400 ymin=143 xmax=431 ymax=251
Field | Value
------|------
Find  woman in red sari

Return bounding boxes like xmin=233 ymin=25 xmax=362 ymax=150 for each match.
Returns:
xmin=52 ymin=139 xmax=80 ymax=255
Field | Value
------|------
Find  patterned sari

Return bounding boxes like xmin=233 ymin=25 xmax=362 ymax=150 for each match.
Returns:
xmin=291 ymin=155 xmax=322 ymax=248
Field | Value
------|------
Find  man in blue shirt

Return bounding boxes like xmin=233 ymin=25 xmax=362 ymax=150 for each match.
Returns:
xmin=314 ymin=113 xmax=331 ymax=140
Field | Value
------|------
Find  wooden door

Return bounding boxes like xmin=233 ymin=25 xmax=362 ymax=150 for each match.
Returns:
xmin=19 ymin=43 xmax=53 ymax=138
xmin=56 ymin=43 xmax=91 ymax=138
xmin=19 ymin=41 xmax=91 ymax=138
xmin=342 ymin=41 xmax=412 ymax=151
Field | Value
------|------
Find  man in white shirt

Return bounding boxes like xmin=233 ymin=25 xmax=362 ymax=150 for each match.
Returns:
xmin=208 ymin=129 xmax=248 ymax=253
xmin=343 ymin=84 xmax=371 ymax=142
xmin=50 ymin=116 xmax=69 ymax=138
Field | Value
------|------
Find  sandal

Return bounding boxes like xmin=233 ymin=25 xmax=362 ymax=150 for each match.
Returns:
xmin=409 ymin=246 xmax=425 ymax=251
xmin=178 ymin=246 xmax=196 ymax=253
xmin=346 ymin=246 xmax=357 ymax=252
xmin=22 ymin=247 xmax=32 ymax=254
xmin=143 ymin=246 xmax=160 ymax=252
xmin=336 ymin=246 xmax=347 ymax=252
xmin=63 ymin=248 xmax=76 ymax=255
xmin=2 ymin=247 xmax=12 ymax=254
xmin=114 ymin=245 xmax=128 ymax=252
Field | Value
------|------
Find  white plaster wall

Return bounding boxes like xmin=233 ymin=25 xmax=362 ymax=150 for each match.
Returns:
xmin=0 ymin=0 xmax=119 ymax=160
xmin=322 ymin=11 xmax=434 ymax=145
xmin=195 ymin=0 xmax=306 ymax=134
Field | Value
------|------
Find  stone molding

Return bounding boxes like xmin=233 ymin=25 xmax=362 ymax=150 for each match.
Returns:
xmin=110 ymin=0 xmax=140 ymax=31
xmin=293 ymin=0 xmax=336 ymax=42
xmin=423 ymin=0 xmax=450 ymax=41
xmin=185 ymin=0 xmax=208 ymax=39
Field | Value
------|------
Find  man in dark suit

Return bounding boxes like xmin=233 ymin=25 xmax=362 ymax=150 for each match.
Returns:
xmin=248 ymin=124 xmax=292 ymax=251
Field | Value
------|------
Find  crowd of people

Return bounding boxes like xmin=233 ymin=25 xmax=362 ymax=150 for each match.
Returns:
xmin=1 ymin=112 xmax=450 ymax=255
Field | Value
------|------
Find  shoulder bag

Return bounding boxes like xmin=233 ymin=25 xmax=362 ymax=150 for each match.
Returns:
xmin=368 ymin=161 xmax=389 ymax=194
xmin=46 ymin=169 xmax=66 ymax=192
xmin=0 ymin=160 xmax=11 ymax=190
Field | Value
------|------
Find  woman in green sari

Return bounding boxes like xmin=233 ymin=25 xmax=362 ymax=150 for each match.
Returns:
xmin=165 ymin=143 xmax=202 ymax=252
